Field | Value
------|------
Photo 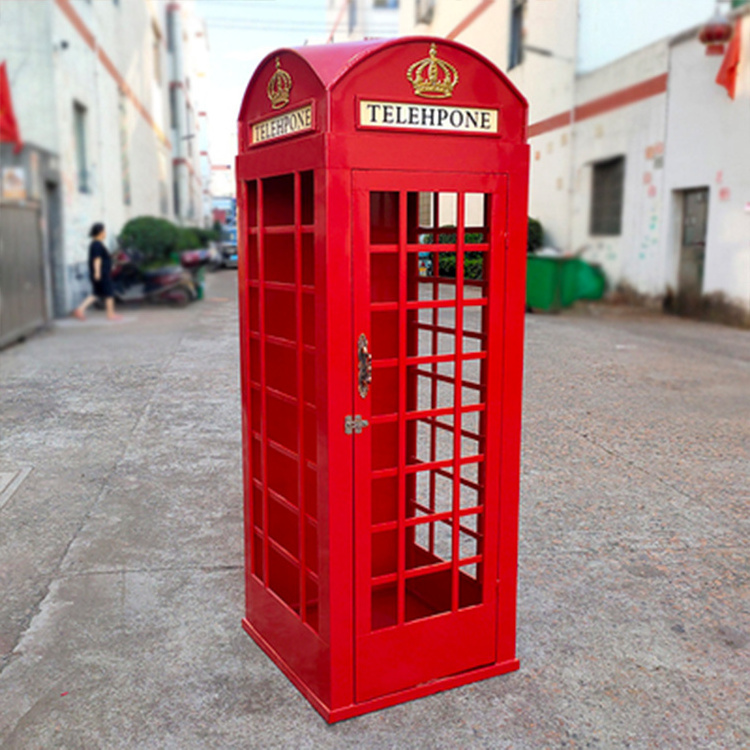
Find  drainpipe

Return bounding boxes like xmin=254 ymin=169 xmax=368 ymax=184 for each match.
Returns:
xmin=567 ymin=0 xmax=580 ymax=256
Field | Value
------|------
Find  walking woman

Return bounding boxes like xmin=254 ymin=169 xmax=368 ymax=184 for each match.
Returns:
xmin=73 ymin=222 xmax=122 ymax=321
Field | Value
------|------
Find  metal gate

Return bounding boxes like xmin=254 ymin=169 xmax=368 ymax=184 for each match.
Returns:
xmin=0 ymin=203 xmax=47 ymax=349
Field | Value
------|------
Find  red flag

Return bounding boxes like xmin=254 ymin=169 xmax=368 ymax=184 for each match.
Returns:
xmin=0 ymin=61 xmax=23 ymax=153
xmin=716 ymin=19 xmax=742 ymax=100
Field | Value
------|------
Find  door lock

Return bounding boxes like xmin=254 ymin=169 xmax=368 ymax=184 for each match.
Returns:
xmin=344 ymin=415 xmax=369 ymax=435
xmin=357 ymin=333 xmax=373 ymax=398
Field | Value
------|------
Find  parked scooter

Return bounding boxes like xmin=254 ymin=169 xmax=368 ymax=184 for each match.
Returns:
xmin=181 ymin=244 xmax=223 ymax=273
xmin=110 ymin=248 xmax=197 ymax=307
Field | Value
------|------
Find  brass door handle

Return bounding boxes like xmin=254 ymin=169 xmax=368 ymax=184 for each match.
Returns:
xmin=357 ymin=333 xmax=372 ymax=398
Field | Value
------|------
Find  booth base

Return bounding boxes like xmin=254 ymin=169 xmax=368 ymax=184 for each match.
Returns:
xmin=242 ymin=618 xmax=520 ymax=723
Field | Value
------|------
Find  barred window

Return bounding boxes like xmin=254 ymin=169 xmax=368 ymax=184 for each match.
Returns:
xmin=590 ymin=157 xmax=625 ymax=236
xmin=416 ymin=0 xmax=435 ymax=24
xmin=509 ymin=0 xmax=526 ymax=70
xmin=74 ymin=102 xmax=89 ymax=193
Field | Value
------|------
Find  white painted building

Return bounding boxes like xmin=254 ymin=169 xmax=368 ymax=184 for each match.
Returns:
xmin=396 ymin=0 xmax=750 ymax=312
xmin=167 ymin=1 xmax=211 ymax=228
xmin=0 ymin=0 xmax=211 ymax=315
xmin=327 ymin=0 xmax=400 ymax=43
xmin=210 ymin=164 xmax=235 ymax=199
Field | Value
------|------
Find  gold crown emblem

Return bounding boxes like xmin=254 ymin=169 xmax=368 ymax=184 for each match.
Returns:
xmin=267 ymin=58 xmax=293 ymax=109
xmin=407 ymin=43 xmax=459 ymax=99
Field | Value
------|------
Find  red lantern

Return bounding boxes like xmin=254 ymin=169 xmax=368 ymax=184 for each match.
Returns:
xmin=699 ymin=12 xmax=734 ymax=55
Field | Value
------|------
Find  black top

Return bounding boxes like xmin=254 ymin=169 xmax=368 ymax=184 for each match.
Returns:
xmin=88 ymin=240 xmax=112 ymax=281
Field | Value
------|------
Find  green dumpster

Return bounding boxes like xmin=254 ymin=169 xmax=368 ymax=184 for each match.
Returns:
xmin=526 ymin=255 xmax=606 ymax=312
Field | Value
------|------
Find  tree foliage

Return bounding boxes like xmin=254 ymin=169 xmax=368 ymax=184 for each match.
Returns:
xmin=527 ymin=216 xmax=544 ymax=253
xmin=119 ymin=217 xmax=221 ymax=263
xmin=119 ymin=217 xmax=178 ymax=263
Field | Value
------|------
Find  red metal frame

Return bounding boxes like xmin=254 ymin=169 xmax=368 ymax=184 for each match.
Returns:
xmin=351 ymin=170 xmax=509 ymax=702
xmin=236 ymin=36 xmax=528 ymax=723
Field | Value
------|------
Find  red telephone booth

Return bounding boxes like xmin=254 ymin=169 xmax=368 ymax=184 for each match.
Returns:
xmin=236 ymin=37 xmax=528 ymax=722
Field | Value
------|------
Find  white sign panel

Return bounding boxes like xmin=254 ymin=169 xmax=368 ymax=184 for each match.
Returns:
xmin=251 ymin=104 xmax=313 ymax=146
xmin=1 ymin=167 xmax=26 ymax=201
xmin=359 ymin=100 xmax=499 ymax=135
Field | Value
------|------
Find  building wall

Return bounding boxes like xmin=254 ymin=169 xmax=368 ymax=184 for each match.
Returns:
xmin=328 ymin=0 xmax=399 ymax=43
xmin=396 ymin=0 xmax=750 ymax=310
xmin=398 ymin=0 xmax=579 ymax=247
xmin=167 ymin=0 xmax=211 ymax=227
xmin=0 ymin=1 xmax=57 ymax=151
xmin=399 ymin=1 xmax=511 ymax=72
xmin=0 ymin=0 xmax=211 ymax=313
xmin=49 ymin=0 xmax=174 ymax=305
xmin=663 ymin=24 xmax=750 ymax=307
xmin=566 ymin=41 xmax=669 ymax=291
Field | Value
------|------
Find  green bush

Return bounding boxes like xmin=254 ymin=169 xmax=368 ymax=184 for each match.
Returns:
xmin=464 ymin=257 xmax=484 ymax=279
xmin=422 ymin=227 xmax=485 ymax=279
xmin=119 ymin=217 xmax=220 ymax=263
xmin=197 ymin=227 xmax=221 ymax=246
xmin=177 ymin=227 xmax=202 ymax=251
xmin=434 ymin=250 xmax=484 ymax=279
xmin=528 ymin=216 xmax=544 ymax=253
xmin=438 ymin=253 xmax=456 ymax=277
xmin=120 ymin=216 xmax=179 ymax=263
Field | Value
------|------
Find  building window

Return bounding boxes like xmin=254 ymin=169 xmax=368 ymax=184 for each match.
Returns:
xmin=374 ymin=0 xmax=398 ymax=7
xmin=118 ymin=93 xmax=131 ymax=205
xmin=590 ymin=157 xmax=625 ymax=236
xmin=415 ymin=0 xmax=435 ymax=24
xmin=185 ymin=103 xmax=193 ymax=156
xmin=74 ymin=102 xmax=89 ymax=193
xmin=173 ymin=166 xmax=181 ymax=218
xmin=167 ymin=11 xmax=175 ymax=52
xmin=349 ymin=0 xmax=358 ymax=32
xmin=509 ymin=0 xmax=525 ymax=70
xmin=160 ymin=180 xmax=169 ymax=216
xmin=169 ymin=86 xmax=178 ymax=129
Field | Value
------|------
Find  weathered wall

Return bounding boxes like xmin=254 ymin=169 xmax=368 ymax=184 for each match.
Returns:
xmin=1 ymin=0 xmax=210 ymax=313
xmin=663 ymin=26 xmax=750 ymax=308
xmin=569 ymin=41 xmax=669 ymax=291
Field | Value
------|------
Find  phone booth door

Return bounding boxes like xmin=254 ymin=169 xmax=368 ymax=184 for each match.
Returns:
xmin=352 ymin=170 xmax=509 ymax=702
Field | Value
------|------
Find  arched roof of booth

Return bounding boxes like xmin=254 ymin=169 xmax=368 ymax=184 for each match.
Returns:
xmin=240 ymin=37 xmax=527 ymax=115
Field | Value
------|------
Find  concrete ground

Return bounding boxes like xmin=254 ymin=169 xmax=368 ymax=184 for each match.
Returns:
xmin=0 ymin=271 xmax=748 ymax=749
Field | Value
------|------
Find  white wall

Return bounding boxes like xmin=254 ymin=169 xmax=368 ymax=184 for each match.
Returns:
xmin=399 ymin=0 xmax=579 ymax=248
xmin=51 ymin=0 xmax=171 ymax=290
xmin=395 ymin=0 xmax=750 ymax=307
xmin=662 ymin=26 xmax=750 ymax=308
xmin=328 ymin=0 xmax=399 ymax=43
xmin=1 ymin=0 xmax=210 ymax=311
xmin=569 ymin=41 xmax=669 ymax=291
xmin=399 ymin=0 xmax=512 ymax=72
xmin=0 ymin=1 xmax=57 ymax=152
xmin=508 ymin=0 xmax=578 ymax=123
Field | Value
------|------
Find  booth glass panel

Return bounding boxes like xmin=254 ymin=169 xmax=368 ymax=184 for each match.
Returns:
xmin=370 ymin=192 xmax=399 ymax=245
xmin=361 ymin=183 xmax=494 ymax=632
xmin=245 ymin=173 xmax=319 ymax=632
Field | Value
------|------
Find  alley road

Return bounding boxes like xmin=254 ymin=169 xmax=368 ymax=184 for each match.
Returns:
xmin=0 ymin=271 xmax=748 ymax=748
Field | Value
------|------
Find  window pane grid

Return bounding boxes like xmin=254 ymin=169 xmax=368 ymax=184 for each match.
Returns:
xmin=591 ymin=157 xmax=625 ymax=236
xmin=368 ymin=189 xmax=491 ymax=631
xmin=247 ymin=173 xmax=319 ymax=632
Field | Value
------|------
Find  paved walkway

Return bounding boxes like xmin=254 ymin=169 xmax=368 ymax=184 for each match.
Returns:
xmin=0 ymin=272 xmax=748 ymax=748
